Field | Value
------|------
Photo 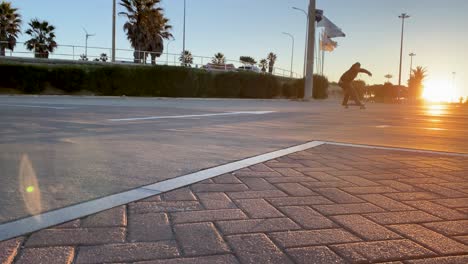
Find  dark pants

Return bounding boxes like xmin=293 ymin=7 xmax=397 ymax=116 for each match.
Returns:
xmin=340 ymin=82 xmax=363 ymax=106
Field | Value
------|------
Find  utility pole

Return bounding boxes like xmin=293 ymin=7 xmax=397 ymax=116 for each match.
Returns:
xmin=304 ymin=0 xmax=316 ymax=99
xmin=398 ymin=13 xmax=410 ymax=86
xmin=112 ymin=0 xmax=116 ymax=62
xmin=409 ymin=52 xmax=416 ymax=80
xmin=182 ymin=0 xmax=186 ymax=54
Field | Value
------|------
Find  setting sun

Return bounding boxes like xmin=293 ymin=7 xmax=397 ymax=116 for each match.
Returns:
xmin=422 ymin=79 xmax=457 ymax=103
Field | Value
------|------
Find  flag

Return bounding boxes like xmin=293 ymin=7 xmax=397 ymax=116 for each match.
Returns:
xmin=317 ymin=16 xmax=346 ymax=38
xmin=320 ymin=33 xmax=338 ymax=52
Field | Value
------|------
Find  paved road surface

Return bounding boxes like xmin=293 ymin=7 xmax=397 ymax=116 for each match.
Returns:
xmin=1 ymin=96 xmax=467 ymax=223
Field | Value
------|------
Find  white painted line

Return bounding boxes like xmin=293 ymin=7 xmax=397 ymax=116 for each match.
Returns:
xmin=0 ymin=104 xmax=75 ymax=110
xmin=143 ymin=141 xmax=325 ymax=192
xmin=0 ymin=188 xmax=159 ymax=241
xmin=108 ymin=111 xmax=276 ymax=122
xmin=321 ymin=141 xmax=468 ymax=157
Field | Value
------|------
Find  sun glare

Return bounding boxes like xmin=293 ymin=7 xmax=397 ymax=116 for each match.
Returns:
xmin=422 ymin=79 xmax=457 ymax=103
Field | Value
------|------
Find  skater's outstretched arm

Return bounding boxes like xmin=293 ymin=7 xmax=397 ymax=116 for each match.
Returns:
xmin=359 ymin=68 xmax=372 ymax=76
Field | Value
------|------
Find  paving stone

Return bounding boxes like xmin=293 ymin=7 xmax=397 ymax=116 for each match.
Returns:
xmin=233 ymin=171 xmax=282 ymax=178
xmin=340 ymin=186 xmax=398 ymax=194
xmin=241 ymin=178 xmax=277 ymax=190
xmin=267 ymin=196 xmax=334 ymax=206
xmin=279 ymin=206 xmax=336 ymax=229
xmin=272 ymin=168 xmax=305 ymax=177
xmin=271 ymin=229 xmax=361 ymax=247
xmin=217 ymin=218 xmax=301 ymax=235
xmin=161 ymin=187 xmax=197 ymax=201
xmin=25 ymin=227 xmax=125 ymax=247
xmin=267 ymin=162 xmax=304 ymax=169
xmin=331 ymin=215 xmax=401 ymax=240
xmin=330 ymin=239 xmax=436 ymax=263
xmin=416 ymin=184 xmax=467 ymax=198
xmin=81 ymin=206 xmax=126 ymax=227
xmin=423 ymin=220 xmax=468 ymax=236
xmin=171 ymin=209 xmax=247 ymax=224
xmin=454 ymin=235 xmax=468 ymax=244
xmin=365 ymin=211 xmax=441 ymax=225
xmin=313 ymin=188 xmax=364 ymax=203
xmin=302 ymin=181 xmax=357 ymax=188
xmin=404 ymin=200 xmax=467 ymax=220
xmin=377 ymin=180 xmax=418 ymax=191
xmin=191 ymin=183 xmax=248 ymax=192
xmin=248 ymin=163 xmax=275 ymax=172
xmin=15 ymin=247 xmax=74 ymax=264
xmin=389 ymin=224 xmax=468 ymax=254
xmin=134 ymin=254 xmax=239 ymax=264
xmin=235 ymin=199 xmax=283 ymax=218
xmin=286 ymin=246 xmax=347 ymax=264
xmin=212 ymin=174 xmax=242 ymax=184
xmin=405 ymin=255 xmax=468 ymax=264
xmin=227 ymin=190 xmax=287 ymax=199
xmin=128 ymin=213 xmax=173 ymax=242
xmin=339 ymin=176 xmax=381 ymax=186
xmin=197 ymin=192 xmax=237 ymax=209
xmin=129 ymin=201 xmax=202 ymax=214
xmin=384 ymin=192 xmax=441 ymax=201
xmin=400 ymin=177 xmax=448 ymax=184
xmin=76 ymin=241 xmax=180 ymax=264
xmin=0 ymin=238 xmax=23 ymax=264
xmin=55 ymin=220 xmax=80 ymax=229
xmin=358 ymin=194 xmax=415 ymax=211
xmin=433 ymin=198 xmax=468 ymax=208
xmin=265 ymin=176 xmax=317 ymax=183
xmin=227 ymin=233 xmax=293 ymax=264
xmin=174 ymin=222 xmax=229 ymax=256
xmin=274 ymin=183 xmax=316 ymax=196
xmin=303 ymin=172 xmax=343 ymax=181
xmin=140 ymin=195 xmax=163 ymax=202
xmin=312 ymin=203 xmax=385 ymax=215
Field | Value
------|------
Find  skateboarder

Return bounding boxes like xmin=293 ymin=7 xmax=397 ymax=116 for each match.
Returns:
xmin=339 ymin=62 xmax=372 ymax=109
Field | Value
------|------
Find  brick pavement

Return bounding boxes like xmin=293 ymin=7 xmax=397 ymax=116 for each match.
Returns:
xmin=1 ymin=144 xmax=467 ymax=263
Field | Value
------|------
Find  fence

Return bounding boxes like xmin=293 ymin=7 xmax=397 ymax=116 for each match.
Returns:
xmin=0 ymin=41 xmax=302 ymax=79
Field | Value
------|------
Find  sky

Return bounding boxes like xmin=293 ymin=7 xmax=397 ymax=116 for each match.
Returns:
xmin=11 ymin=0 xmax=468 ymax=99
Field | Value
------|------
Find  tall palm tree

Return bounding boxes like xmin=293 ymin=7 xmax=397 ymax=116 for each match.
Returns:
xmin=212 ymin=52 xmax=225 ymax=65
xmin=24 ymin=19 xmax=57 ymax=58
xmin=267 ymin=52 xmax=277 ymax=74
xmin=179 ymin=50 xmax=193 ymax=67
xmin=408 ymin=66 xmax=427 ymax=99
xmin=119 ymin=0 xmax=173 ymax=64
xmin=259 ymin=59 xmax=268 ymax=73
xmin=0 ymin=1 xmax=22 ymax=56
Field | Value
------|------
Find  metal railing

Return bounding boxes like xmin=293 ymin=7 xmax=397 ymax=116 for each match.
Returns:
xmin=0 ymin=41 xmax=302 ymax=78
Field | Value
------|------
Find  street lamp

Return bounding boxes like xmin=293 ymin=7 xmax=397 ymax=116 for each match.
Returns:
xmin=166 ymin=38 xmax=174 ymax=65
xmin=398 ymin=13 xmax=410 ymax=86
xmin=409 ymin=52 xmax=416 ymax=80
xmin=112 ymin=0 xmax=116 ymax=62
xmin=292 ymin=6 xmax=308 ymax=77
xmin=182 ymin=0 xmax=186 ymax=54
xmin=282 ymin=32 xmax=295 ymax=78
xmin=83 ymin=28 xmax=95 ymax=58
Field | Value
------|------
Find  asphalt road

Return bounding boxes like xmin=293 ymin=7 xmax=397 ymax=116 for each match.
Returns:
xmin=1 ymin=95 xmax=467 ymax=224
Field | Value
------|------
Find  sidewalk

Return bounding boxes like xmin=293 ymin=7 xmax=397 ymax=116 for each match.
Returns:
xmin=1 ymin=144 xmax=467 ymax=264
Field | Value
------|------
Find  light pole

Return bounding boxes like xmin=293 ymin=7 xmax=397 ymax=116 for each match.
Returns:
xmin=182 ymin=0 xmax=186 ymax=54
xmin=292 ymin=6 xmax=308 ymax=77
xmin=283 ymin=32 xmax=295 ymax=78
xmin=166 ymin=39 xmax=174 ymax=65
xmin=83 ymin=28 xmax=95 ymax=58
xmin=112 ymin=0 xmax=116 ymax=62
xmin=304 ymin=0 xmax=316 ymax=99
xmin=398 ymin=13 xmax=410 ymax=86
xmin=409 ymin=52 xmax=415 ymax=80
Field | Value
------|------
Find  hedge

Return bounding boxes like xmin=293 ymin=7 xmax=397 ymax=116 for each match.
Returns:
xmin=0 ymin=62 xmax=328 ymax=99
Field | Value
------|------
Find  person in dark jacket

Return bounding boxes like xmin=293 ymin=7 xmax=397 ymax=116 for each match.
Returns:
xmin=339 ymin=62 xmax=372 ymax=109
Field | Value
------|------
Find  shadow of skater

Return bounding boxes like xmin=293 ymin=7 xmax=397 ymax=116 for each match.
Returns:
xmin=339 ymin=62 xmax=372 ymax=109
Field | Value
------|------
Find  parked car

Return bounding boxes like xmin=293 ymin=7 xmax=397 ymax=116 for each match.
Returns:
xmin=202 ymin=63 xmax=236 ymax=72
xmin=238 ymin=65 xmax=261 ymax=73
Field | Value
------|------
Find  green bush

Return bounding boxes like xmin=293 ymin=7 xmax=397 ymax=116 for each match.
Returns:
xmin=0 ymin=62 xmax=328 ymax=99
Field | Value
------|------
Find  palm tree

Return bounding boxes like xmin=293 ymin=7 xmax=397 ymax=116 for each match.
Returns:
xmin=119 ymin=0 xmax=173 ymax=64
xmin=24 ymin=19 xmax=57 ymax=58
xmin=100 ymin=53 xmax=108 ymax=62
xmin=240 ymin=56 xmax=256 ymax=65
xmin=267 ymin=52 xmax=277 ymax=74
xmin=259 ymin=59 xmax=268 ymax=73
xmin=408 ymin=66 xmax=427 ymax=99
xmin=0 ymin=1 xmax=22 ymax=56
xmin=179 ymin=50 xmax=193 ymax=67
xmin=212 ymin=52 xmax=225 ymax=65
xmin=384 ymin=74 xmax=393 ymax=83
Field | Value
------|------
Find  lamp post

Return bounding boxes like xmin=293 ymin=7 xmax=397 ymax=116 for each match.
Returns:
xmin=83 ymin=28 xmax=95 ymax=58
xmin=166 ymin=39 xmax=174 ymax=65
xmin=292 ymin=7 xmax=308 ymax=77
xmin=409 ymin=52 xmax=415 ymax=80
xmin=398 ymin=13 xmax=410 ymax=86
xmin=112 ymin=0 xmax=116 ymax=62
xmin=304 ymin=0 xmax=316 ymax=99
xmin=282 ymin=32 xmax=295 ymax=78
xmin=182 ymin=0 xmax=186 ymax=54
